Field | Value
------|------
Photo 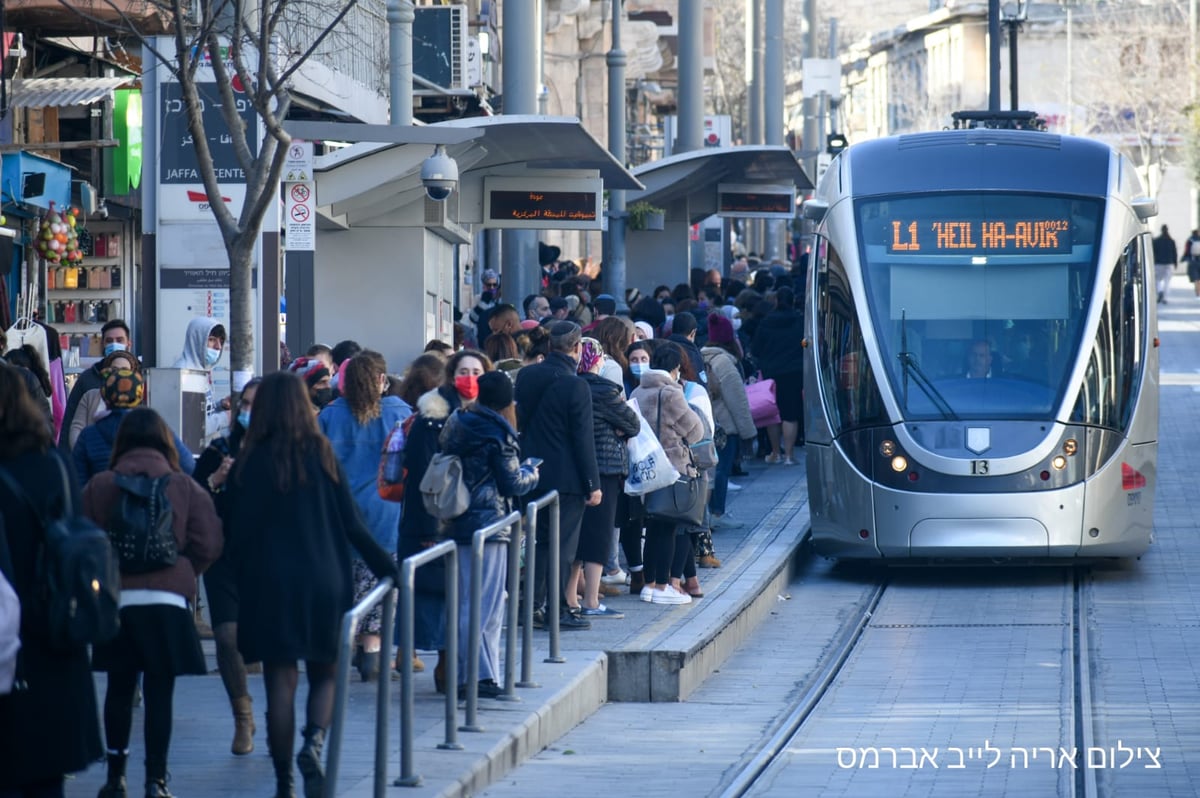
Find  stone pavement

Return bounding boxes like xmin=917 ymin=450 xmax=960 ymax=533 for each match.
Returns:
xmin=66 ymin=454 xmax=811 ymax=798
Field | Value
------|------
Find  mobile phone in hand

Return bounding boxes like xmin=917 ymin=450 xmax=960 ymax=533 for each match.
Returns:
xmin=524 ymin=457 xmax=544 ymax=468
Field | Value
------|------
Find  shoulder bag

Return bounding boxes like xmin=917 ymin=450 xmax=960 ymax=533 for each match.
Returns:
xmin=642 ymin=389 xmax=707 ymax=527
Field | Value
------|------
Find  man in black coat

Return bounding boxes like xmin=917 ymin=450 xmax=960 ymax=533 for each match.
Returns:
xmin=514 ymin=320 xmax=601 ymax=630
xmin=59 ymin=318 xmax=132 ymax=451
xmin=668 ymin=311 xmax=708 ymax=388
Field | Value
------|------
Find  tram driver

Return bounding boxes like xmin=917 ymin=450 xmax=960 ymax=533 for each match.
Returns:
xmin=965 ymin=340 xmax=994 ymax=379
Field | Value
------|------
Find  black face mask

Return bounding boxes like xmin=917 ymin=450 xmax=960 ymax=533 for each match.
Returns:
xmin=312 ymin=387 xmax=334 ymax=408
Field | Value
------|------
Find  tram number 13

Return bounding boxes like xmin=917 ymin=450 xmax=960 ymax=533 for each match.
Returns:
xmin=970 ymin=460 xmax=990 ymax=475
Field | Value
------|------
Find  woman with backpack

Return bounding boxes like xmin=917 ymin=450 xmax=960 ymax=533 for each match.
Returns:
xmin=192 ymin=377 xmax=262 ymax=756
xmin=83 ymin=407 xmax=224 ymax=798
xmin=437 ymin=371 xmax=538 ymax=697
xmin=0 ymin=364 xmax=104 ymax=798
xmin=317 ymin=351 xmax=412 ymax=681
xmin=398 ymin=349 xmax=493 ymax=693
xmin=226 ymin=372 xmax=399 ymax=798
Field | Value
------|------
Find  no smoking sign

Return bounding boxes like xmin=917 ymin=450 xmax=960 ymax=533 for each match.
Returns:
xmin=285 ymin=180 xmax=315 ymax=251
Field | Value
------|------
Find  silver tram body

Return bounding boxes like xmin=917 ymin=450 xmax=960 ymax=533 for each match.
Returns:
xmin=802 ymin=126 xmax=1159 ymax=560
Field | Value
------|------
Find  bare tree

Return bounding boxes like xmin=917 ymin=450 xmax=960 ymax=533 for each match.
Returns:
xmin=59 ymin=0 xmax=370 ymax=377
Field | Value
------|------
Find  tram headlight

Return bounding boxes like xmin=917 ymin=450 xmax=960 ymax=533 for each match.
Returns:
xmin=890 ymin=455 xmax=908 ymax=472
xmin=1051 ymin=455 xmax=1068 ymax=470
xmin=1063 ymin=438 xmax=1078 ymax=456
xmin=880 ymin=440 xmax=896 ymax=457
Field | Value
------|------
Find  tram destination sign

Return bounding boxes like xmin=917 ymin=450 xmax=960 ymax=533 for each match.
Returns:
xmin=484 ymin=176 xmax=602 ymax=230
xmin=717 ymin=183 xmax=796 ymax=219
xmin=887 ymin=218 xmax=1072 ymax=254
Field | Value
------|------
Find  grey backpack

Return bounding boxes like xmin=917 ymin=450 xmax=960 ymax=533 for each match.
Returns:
xmin=419 ymin=453 xmax=470 ymax=521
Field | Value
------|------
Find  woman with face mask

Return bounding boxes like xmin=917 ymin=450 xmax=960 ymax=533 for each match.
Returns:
xmin=191 ymin=377 xmax=262 ymax=756
xmin=317 ymin=351 xmax=413 ymax=681
xmin=66 ymin=349 xmax=142 ymax=449
xmin=288 ymin=356 xmax=334 ymax=411
xmin=397 ymin=349 xmax=493 ymax=693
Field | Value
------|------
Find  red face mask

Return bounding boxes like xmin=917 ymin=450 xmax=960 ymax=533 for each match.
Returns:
xmin=454 ymin=374 xmax=480 ymax=400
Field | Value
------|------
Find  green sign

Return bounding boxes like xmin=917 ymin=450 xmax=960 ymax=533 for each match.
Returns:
xmin=107 ymin=89 xmax=143 ymax=195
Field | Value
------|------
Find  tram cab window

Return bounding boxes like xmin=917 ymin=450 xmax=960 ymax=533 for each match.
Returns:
xmin=855 ymin=193 xmax=1104 ymax=421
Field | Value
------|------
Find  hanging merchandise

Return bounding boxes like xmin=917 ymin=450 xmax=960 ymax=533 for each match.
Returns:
xmin=33 ymin=203 xmax=83 ymax=266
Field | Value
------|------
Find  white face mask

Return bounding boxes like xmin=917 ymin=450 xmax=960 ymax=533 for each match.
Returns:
xmin=204 ymin=347 xmax=221 ymax=367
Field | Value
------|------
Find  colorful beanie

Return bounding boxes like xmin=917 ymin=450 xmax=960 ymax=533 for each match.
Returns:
xmin=288 ymin=356 xmax=331 ymax=389
xmin=102 ymin=368 xmax=145 ymax=409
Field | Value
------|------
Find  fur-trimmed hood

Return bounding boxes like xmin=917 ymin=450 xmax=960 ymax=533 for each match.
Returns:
xmin=416 ymin=385 xmax=459 ymax=421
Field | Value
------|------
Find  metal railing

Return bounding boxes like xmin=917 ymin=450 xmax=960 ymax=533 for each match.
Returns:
xmin=460 ymin=510 xmax=523 ymax=731
xmin=395 ymin=540 xmax=461 ymax=787
xmin=325 ymin=576 xmax=396 ymax=798
xmin=524 ymin=491 xmax=564 ymax=664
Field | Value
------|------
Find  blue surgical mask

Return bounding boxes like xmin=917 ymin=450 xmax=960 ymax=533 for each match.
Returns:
xmin=630 ymin=363 xmax=647 ymax=378
xmin=237 ymin=410 xmax=251 ymax=429
xmin=205 ymin=347 xmax=221 ymax=367
xmin=103 ymin=342 xmax=126 ymax=357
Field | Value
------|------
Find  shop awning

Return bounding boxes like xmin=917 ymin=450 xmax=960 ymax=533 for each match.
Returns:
xmin=8 ymin=76 xmax=130 ymax=109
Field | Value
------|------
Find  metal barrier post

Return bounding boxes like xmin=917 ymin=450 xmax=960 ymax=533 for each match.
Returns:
xmin=374 ymin=589 xmax=395 ymax=797
xmin=325 ymin=576 xmax=395 ymax=798
xmin=518 ymin=500 xmax=540 ymax=688
xmin=394 ymin=541 xmax=461 ymax=789
xmin=501 ymin=513 xmax=524 ymax=698
xmin=461 ymin=511 xmax=522 ymax=731
xmin=546 ymin=493 xmax=564 ymax=663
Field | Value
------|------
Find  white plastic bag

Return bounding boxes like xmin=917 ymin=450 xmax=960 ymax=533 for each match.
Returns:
xmin=0 ymin=569 xmax=20 ymax=695
xmin=624 ymin=399 xmax=680 ymax=496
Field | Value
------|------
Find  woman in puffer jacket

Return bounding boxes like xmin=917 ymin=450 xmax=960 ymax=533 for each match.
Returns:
xmin=438 ymin=372 xmax=538 ymax=698
xmin=571 ymin=338 xmax=640 ymax=619
xmin=629 ymin=341 xmax=704 ymax=606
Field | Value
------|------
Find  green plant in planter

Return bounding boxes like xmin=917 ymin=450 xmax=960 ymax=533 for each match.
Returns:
xmin=627 ymin=200 xmax=666 ymax=231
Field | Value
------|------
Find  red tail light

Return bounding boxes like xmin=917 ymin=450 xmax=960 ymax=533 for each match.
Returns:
xmin=1121 ymin=463 xmax=1147 ymax=490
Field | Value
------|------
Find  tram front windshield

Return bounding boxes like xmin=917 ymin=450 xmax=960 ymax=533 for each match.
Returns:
xmin=856 ymin=193 xmax=1104 ymax=421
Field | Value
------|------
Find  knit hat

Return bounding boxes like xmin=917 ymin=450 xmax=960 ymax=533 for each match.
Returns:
xmin=577 ymin=338 xmax=604 ymax=374
xmin=634 ymin=321 xmax=654 ymax=340
xmin=288 ymin=356 xmax=331 ymax=388
xmin=102 ymin=368 xmax=145 ymax=409
xmin=707 ymin=312 xmax=738 ymax=346
xmin=477 ymin=370 xmax=513 ymax=411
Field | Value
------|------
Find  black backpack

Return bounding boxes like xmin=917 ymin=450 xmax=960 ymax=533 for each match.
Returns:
xmin=109 ymin=474 xmax=177 ymax=574
xmin=0 ymin=456 xmax=121 ymax=652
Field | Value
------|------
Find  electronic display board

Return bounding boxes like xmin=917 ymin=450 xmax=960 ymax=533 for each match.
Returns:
xmin=887 ymin=218 xmax=1072 ymax=254
xmin=484 ymin=176 xmax=602 ymax=230
xmin=716 ymin=183 xmax=796 ymax=219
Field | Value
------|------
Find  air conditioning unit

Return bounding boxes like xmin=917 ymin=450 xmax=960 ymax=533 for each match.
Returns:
xmin=414 ymin=5 xmax=469 ymax=91
xmin=424 ymin=194 xmax=471 ymax=245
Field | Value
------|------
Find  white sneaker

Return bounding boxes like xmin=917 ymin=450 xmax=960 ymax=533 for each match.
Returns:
xmin=640 ymin=585 xmax=655 ymax=603
xmin=727 ymin=481 xmax=743 ymax=491
xmin=601 ymin=569 xmax=628 ymax=586
xmin=650 ymin=585 xmax=692 ymax=605
xmin=712 ymin=512 xmax=745 ymax=529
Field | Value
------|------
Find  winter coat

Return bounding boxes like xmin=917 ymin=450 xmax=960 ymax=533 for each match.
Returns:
xmin=437 ymin=405 xmax=539 ymax=545
xmin=318 ymin=395 xmax=413 ymax=553
xmin=67 ymin=387 xmax=105 ymax=449
xmin=0 ymin=449 xmax=103 ymax=788
xmin=598 ymin=355 xmax=624 ymax=388
xmin=171 ymin=317 xmax=226 ymax=436
xmin=514 ymin=351 xmax=600 ymax=497
xmin=1152 ymin=232 xmax=1178 ymax=264
xmin=58 ymin=360 xmax=106 ymax=453
xmin=751 ymin=309 xmax=806 ymax=379
xmin=631 ymin=369 xmax=704 ymax=478
xmin=702 ymin=346 xmax=757 ymax=440
xmin=82 ymin=448 xmax=223 ymax=600
xmin=225 ymin=442 xmax=398 ymax=664
xmin=399 ymin=385 xmax=462 ymax=546
xmin=582 ymin=372 xmax=640 ymax=477
xmin=72 ymin=408 xmax=195 ymax=487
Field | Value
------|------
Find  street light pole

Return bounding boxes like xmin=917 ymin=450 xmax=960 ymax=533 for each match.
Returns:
xmin=606 ymin=0 xmax=629 ymax=313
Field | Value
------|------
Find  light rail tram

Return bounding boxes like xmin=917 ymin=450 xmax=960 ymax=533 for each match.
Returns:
xmin=801 ymin=111 xmax=1159 ymax=560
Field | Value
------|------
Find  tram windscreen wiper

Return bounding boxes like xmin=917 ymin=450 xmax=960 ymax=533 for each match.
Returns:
xmin=898 ymin=312 xmax=958 ymax=420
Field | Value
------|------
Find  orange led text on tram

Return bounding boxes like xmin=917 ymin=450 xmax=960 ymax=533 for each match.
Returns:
xmin=889 ymin=219 xmax=1071 ymax=253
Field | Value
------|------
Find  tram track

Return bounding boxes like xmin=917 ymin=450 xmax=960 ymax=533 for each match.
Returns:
xmin=719 ymin=564 xmax=1103 ymax=798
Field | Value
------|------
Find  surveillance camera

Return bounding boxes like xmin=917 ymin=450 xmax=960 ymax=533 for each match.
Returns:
xmin=421 ymin=146 xmax=459 ymax=202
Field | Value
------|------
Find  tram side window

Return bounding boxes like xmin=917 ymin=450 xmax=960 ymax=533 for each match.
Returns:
xmin=816 ymin=238 xmax=887 ymax=433
xmin=1070 ymin=236 xmax=1147 ymax=431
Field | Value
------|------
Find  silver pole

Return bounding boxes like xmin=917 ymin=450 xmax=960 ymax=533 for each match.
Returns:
xmin=519 ymin=501 xmax=539 ymax=687
xmin=546 ymin=494 xmax=564 ymax=663
xmin=675 ymin=0 xmax=704 ymax=153
xmin=763 ymin=0 xmax=784 ymax=260
xmin=374 ymin=590 xmax=395 ymax=797
xmin=502 ymin=517 xmax=522 ymax=698
xmin=387 ymin=0 xmax=415 ymax=126
xmin=988 ymin=0 xmax=1001 ymax=111
xmin=748 ymin=0 xmax=765 ymax=254
xmin=501 ymin=0 xmax=541 ymax=304
xmin=606 ymin=0 xmax=629 ymax=313
xmin=802 ymin=0 xmax=819 ymax=192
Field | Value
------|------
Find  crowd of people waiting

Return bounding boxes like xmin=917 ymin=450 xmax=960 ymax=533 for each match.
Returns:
xmin=0 ymin=250 xmax=807 ymax=798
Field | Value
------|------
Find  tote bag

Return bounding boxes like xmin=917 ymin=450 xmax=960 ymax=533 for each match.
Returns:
xmin=642 ymin=389 xmax=707 ymax=527
xmin=747 ymin=376 xmax=781 ymax=428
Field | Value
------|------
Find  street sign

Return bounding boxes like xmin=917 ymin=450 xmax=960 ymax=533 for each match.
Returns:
xmin=286 ymin=180 xmax=315 ymax=250
xmin=284 ymin=140 xmax=313 ymax=182
xmin=802 ymin=58 xmax=842 ymax=99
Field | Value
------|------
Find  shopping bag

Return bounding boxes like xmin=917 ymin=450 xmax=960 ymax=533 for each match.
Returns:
xmin=746 ymin=376 xmax=780 ymax=428
xmin=644 ymin=475 xmax=707 ymax=527
xmin=624 ymin=399 xmax=679 ymax=496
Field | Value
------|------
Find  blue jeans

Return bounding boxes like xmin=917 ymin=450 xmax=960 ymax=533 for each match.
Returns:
xmin=709 ymin=434 xmax=742 ymax=515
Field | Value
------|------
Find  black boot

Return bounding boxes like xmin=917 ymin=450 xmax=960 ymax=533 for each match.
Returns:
xmin=97 ymin=753 xmax=128 ymax=798
xmin=273 ymin=756 xmax=297 ymax=798
xmin=356 ymin=649 xmax=380 ymax=682
xmin=144 ymin=777 xmax=173 ymax=798
xmin=296 ymin=725 xmax=326 ymax=798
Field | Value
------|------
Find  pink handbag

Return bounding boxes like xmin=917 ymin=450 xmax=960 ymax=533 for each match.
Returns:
xmin=746 ymin=377 xmax=780 ymax=428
